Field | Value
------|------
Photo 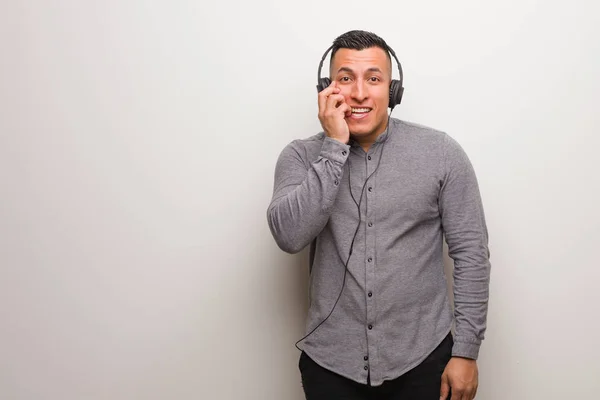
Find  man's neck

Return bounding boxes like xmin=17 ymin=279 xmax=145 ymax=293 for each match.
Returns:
xmin=350 ymin=126 xmax=388 ymax=153
xmin=348 ymin=135 xmax=370 ymax=152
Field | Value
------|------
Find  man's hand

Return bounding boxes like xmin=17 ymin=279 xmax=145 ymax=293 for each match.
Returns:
xmin=440 ymin=357 xmax=478 ymax=400
xmin=317 ymin=81 xmax=351 ymax=145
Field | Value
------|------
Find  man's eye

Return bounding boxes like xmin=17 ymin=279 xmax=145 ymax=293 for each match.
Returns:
xmin=341 ymin=77 xmax=351 ymax=82
xmin=369 ymin=77 xmax=380 ymax=82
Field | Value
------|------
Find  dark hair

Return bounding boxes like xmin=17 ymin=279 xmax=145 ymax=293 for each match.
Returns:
xmin=330 ymin=30 xmax=392 ymax=65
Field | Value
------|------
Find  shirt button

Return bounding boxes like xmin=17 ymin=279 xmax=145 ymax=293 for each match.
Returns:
xmin=368 ymin=257 xmax=372 ymax=262
xmin=334 ymin=179 xmax=339 ymax=185
xmin=368 ymin=187 xmax=373 ymax=192
xmin=368 ymin=156 xmax=372 ymax=160
xmin=368 ymin=324 xmax=373 ymax=330
xmin=342 ymin=150 xmax=347 ymax=156
xmin=364 ymin=366 xmax=368 ymax=370
xmin=368 ymin=292 xmax=373 ymax=297
xmin=368 ymin=222 xmax=373 ymax=227
xmin=364 ymin=356 xmax=369 ymax=361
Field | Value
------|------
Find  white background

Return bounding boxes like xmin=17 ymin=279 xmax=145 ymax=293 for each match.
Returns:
xmin=1 ymin=1 xmax=599 ymax=399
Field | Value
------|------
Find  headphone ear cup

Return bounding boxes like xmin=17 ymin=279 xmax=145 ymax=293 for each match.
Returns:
xmin=389 ymin=80 xmax=404 ymax=108
xmin=317 ymin=78 xmax=331 ymax=92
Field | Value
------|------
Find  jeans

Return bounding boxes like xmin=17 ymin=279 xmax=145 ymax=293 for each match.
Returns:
xmin=299 ymin=332 xmax=453 ymax=400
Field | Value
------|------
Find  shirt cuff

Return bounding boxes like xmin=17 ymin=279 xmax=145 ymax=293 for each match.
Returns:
xmin=452 ymin=340 xmax=481 ymax=360
xmin=320 ymin=136 xmax=350 ymax=164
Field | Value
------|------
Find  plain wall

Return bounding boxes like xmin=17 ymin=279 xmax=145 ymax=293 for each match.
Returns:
xmin=1 ymin=1 xmax=599 ymax=399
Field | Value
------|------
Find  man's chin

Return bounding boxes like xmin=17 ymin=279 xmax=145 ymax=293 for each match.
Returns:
xmin=349 ymin=128 xmax=375 ymax=138
xmin=349 ymin=120 xmax=387 ymax=139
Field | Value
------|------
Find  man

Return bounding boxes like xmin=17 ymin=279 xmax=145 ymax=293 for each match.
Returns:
xmin=267 ymin=30 xmax=491 ymax=400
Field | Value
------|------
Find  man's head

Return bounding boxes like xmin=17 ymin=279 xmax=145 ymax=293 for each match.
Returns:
xmin=328 ymin=30 xmax=394 ymax=141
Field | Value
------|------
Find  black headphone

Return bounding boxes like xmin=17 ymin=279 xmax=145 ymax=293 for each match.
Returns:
xmin=316 ymin=44 xmax=404 ymax=109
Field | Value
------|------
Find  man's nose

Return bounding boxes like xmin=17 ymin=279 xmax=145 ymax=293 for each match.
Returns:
xmin=351 ymin=80 xmax=367 ymax=102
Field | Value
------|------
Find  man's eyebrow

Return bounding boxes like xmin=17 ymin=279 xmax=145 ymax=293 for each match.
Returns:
xmin=335 ymin=66 xmax=384 ymax=74
xmin=336 ymin=67 xmax=355 ymax=75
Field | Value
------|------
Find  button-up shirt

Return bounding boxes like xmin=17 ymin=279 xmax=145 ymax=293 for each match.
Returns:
xmin=267 ymin=118 xmax=491 ymax=386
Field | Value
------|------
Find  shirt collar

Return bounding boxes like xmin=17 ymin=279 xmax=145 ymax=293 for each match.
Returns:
xmin=348 ymin=118 xmax=395 ymax=147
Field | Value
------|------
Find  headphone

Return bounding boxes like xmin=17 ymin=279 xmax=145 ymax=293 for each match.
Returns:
xmin=316 ymin=44 xmax=405 ymax=109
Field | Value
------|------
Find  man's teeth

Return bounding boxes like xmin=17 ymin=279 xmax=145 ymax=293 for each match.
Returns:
xmin=352 ymin=108 xmax=371 ymax=113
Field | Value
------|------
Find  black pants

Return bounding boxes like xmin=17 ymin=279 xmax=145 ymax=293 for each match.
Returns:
xmin=299 ymin=333 xmax=453 ymax=400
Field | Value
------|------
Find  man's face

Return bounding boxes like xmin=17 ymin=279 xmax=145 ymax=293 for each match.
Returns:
xmin=330 ymin=47 xmax=391 ymax=140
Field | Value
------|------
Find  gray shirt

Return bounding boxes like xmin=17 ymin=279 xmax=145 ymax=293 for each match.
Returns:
xmin=267 ymin=118 xmax=491 ymax=386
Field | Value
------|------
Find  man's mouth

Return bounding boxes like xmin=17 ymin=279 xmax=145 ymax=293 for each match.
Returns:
xmin=349 ymin=107 xmax=372 ymax=120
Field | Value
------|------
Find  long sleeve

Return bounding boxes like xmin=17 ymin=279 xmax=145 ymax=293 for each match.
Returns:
xmin=267 ymin=136 xmax=350 ymax=254
xmin=439 ymin=134 xmax=491 ymax=360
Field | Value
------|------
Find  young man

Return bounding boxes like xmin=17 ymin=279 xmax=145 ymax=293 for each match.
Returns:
xmin=267 ymin=30 xmax=491 ymax=400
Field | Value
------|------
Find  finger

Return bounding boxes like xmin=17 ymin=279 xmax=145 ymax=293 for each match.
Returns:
xmin=318 ymin=81 xmax=341 ymax=113
xmin=466 ymin=385 xmax=478 ymax=400
xmin=325 ymin=94 xmax=346 ymax=112
xmin=439 ymin=374 xmax=450 ymax=400
xmin=449 ymin=382 xmax=461 ymax=400
xmin=450 ymin=387 xmax=464 ymax=400
xmin=339 ymin=102 xmax=352 ymax=118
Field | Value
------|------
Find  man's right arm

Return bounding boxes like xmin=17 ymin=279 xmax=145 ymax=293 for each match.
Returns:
xmin=266 ymin=137 xmax=350 ymax=254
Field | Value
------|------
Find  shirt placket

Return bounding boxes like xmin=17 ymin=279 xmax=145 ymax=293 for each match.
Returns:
xmin=363 ymin=144 xmax=378 ymax=379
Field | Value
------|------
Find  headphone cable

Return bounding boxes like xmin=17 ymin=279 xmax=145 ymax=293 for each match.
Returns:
xmin=295 ymin=111 xmax=393 ymax=351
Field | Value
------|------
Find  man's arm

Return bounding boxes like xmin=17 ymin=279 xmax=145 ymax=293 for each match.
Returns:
xmin=438 ymin=134 xmax=490 ymax=399
xmin=267 ymin=81 xmax=352 ymax=254
xmin=439 ymin=133 xmax=491 ymax=359
xmin=267 ymin=137 xmax=350 ymax=254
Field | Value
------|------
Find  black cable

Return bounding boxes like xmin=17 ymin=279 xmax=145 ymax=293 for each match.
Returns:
xmin=295 ymin=111 xmax=394 ymax=351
